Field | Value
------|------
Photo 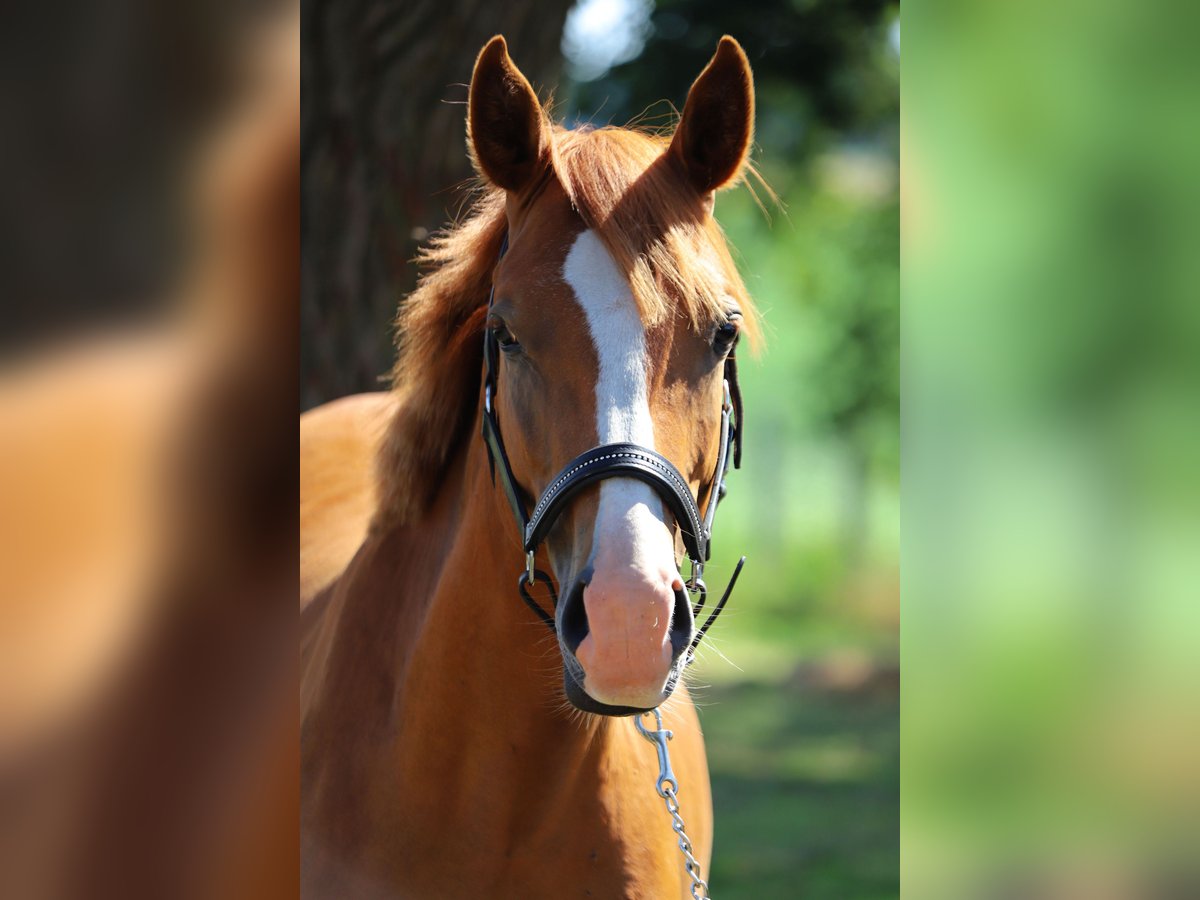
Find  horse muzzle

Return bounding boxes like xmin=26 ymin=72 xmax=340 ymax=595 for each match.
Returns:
xmin=557 ymin=566 xmax=693 ymax=715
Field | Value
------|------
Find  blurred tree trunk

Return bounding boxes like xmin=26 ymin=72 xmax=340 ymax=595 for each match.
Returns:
xmin=301 ymin=0 xmax=572 ymax=408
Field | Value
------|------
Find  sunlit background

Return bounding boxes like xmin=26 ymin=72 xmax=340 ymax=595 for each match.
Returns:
xmin=302 ymin=0 xmax=900 ymax=897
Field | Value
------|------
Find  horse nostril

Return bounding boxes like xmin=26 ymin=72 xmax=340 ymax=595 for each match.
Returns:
xmin=560 ymin=573 xmax=590 ymax=653
xmin=671 ymin=582 xmax=694 ymax=658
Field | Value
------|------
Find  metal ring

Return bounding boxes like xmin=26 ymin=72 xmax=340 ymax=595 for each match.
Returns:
xmin=634 ymin=707 xmax=664 ymax=738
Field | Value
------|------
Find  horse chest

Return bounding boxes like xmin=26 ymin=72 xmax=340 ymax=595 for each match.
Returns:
xmin=389 ymin=753 xmax=696 ymax=899
xmin=307 ymin=713 xmax=710 ymax=899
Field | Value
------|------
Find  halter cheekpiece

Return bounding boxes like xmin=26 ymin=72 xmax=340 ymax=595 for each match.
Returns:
xmin=480 ymin=232 xmax=746 ymax=664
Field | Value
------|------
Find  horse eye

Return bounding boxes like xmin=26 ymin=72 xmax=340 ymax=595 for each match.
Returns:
xmin=712 ymin=318 xmax=740 ymax=355
xmin=489 ymin=319 xmax=521 ymax=353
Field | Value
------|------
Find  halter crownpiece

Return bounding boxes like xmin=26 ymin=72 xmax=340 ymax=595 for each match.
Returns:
xmin=480 ymin=232 xmax=746 ymax=663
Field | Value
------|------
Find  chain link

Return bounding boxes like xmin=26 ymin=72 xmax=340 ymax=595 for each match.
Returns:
xmin=635 ymin=709 xmax=711 ymax=899
xmin=660 ymin=782 xmax=710 ymax=898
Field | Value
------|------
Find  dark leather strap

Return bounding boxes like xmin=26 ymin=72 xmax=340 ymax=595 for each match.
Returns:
xmin=524 ymin=443 xmax=708 ymax=562
xmin=480 ymin=233 xmax=533 ymax=532
xmin=725 ymin=351 xmax=743 ymax=469
xmin=699 ymin=401 xmax=732 ymax=554
xmin=481 ymin=384 xmax=530 ymax=531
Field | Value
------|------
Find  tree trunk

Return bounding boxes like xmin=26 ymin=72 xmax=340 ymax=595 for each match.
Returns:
xmin=301 ymin=0 xmax=572 ymax=408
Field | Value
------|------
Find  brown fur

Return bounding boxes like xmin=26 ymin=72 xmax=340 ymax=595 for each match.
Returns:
xmin=303 ymin=404 xmax=715 ymax=899
xmin=300 ymin=392 xmax=396 ymax=606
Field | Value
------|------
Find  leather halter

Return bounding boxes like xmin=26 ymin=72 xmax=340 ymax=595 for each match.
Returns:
xmin=480 ymin=233 xmax=745 ymax=662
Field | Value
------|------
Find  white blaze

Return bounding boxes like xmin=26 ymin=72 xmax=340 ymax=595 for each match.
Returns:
xmin=562 ymin=230 xmax=677 ymax=575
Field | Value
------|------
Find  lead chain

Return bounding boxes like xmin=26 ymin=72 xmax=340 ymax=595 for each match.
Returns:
xmin=662 ymin=783 xmax=710 ymax=899
xmin=634 ymin=710 xmax=711 ymax=899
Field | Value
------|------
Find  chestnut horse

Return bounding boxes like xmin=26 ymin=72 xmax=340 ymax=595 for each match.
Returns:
xmin=301 ymin=35 xmax=758 ymax=898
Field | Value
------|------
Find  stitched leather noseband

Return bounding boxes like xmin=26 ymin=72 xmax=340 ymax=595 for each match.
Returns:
xmin=480 ymin=234 xmax=746 ymax=664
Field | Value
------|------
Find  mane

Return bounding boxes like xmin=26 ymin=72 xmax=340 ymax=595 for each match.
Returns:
xmin=375 ymin=124 xmax=760 ymax=527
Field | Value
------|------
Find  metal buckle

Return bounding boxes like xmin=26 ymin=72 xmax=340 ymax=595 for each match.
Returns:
xmin=634 ymin=708 xmax=678 ymax=797
xmin=485 ymin=382 xmax=494 ymax=414
xmin=525 ymin=550 xmax=536 ymax=580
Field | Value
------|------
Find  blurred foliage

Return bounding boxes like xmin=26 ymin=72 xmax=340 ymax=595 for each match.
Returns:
xmin=906 ymin=0 xmax=1200 ymax=896
xmin=557 ymin=2 xmax=900 ymax=896
xmin=566 ymin=0 xmax=898 ymax=140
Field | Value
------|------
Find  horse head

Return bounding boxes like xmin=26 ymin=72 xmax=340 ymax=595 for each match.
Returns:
xmin=464 ymin=35 xmax=757 ymax=714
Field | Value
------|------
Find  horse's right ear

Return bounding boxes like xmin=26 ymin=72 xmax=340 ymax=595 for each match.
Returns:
xmin=468 ymin=36 xmax=550 ymax=194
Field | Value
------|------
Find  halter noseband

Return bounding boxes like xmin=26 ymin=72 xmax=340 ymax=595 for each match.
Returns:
xmin=480 ymin=233 xmax=745 ymax=663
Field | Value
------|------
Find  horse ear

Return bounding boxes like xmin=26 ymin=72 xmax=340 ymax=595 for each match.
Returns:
xmin=670 ymin=36 xmax=755 ymax=194
xmin=468 ymin=36 xmax=550 ymax=193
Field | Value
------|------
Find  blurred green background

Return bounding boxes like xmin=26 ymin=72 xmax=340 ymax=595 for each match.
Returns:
xmin=906 ymin=0 xmax=1200 ymax=896
xmin=303 ymin=0 xmax=899 ymax=895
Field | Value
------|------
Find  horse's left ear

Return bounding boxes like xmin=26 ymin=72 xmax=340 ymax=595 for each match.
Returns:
xmin=670 ymin=36 xmax=755 ymax=194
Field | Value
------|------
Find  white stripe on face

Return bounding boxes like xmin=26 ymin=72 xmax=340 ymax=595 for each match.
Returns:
xmin=562 ymin=230 xmax=677 ymax=576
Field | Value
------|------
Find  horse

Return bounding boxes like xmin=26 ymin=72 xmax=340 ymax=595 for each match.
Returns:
xmin=301 ymin=34 xmax=759 ymax=898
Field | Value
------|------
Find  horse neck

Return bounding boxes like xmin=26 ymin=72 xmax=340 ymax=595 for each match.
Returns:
xmin=399 ymin=427 xmax=605 ymax=742
xmin=305 ymin=412 xmax=608 ymax=778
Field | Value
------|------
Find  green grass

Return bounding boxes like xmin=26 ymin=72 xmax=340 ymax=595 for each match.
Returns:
xmin=695 ymin=670 xmax=899 ymax=899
